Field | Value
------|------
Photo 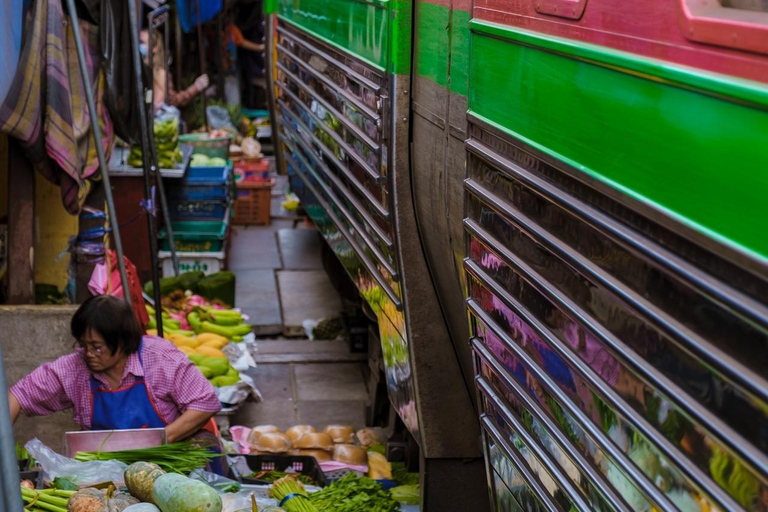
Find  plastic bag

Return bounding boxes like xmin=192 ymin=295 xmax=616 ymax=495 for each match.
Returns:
xmin=87 ymin=250 xmax=149 ymax=329
xmin=220 ymin=489 xmax=280 ymax=512
xmin=189 ymin=469 xmax=242 ymax=493
xmin=155 ymin=104 xmax=181 ymax=124
xmin=25 ymin=438 xmax=128 ymax=485
xmin=206 ymin=105 xmax=237 ymax=133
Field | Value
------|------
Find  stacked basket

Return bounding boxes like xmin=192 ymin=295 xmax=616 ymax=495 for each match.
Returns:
xmin=158 ymin=134 xmax=233 ymax=277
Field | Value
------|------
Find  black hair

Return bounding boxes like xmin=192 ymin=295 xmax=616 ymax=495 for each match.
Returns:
xmin=71 ymin=295 xmax=142 ymax=356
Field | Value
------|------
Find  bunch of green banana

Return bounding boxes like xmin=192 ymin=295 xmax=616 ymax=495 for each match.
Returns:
xmin=127 ymin=117 xmax=182 ymax=169
xmin=188 ymin=307 xmax=253 ymax=341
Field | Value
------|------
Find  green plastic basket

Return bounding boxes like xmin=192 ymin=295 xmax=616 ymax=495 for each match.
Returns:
xmin=179 ymin=133 xmax=233 ymax=160
xmin=158 ymin=220 xmax=228 ymax=252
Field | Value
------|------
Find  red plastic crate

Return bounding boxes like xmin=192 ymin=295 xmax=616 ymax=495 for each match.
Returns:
xmin=233 ymin=179 xmax=274 ymax=225
xmin=234 ymin=159 xmax=270 ymax=183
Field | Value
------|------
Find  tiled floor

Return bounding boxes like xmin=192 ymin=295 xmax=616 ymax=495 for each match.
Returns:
xmin=229 ymin=171 xmax=369 ymax=431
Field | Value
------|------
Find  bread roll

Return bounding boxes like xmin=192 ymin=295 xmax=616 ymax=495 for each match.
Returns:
xmin=292 ymin=432 xmax=334 ymax=451
xmin=247 ymin=425 xmax=283 ymax=447
xmin=356 ymin=428 xmax=382 ymax=448
xmin=253 ymin=432 xmax=292 ymax=454
xmin=289 ymin=449 xmax=332 ymax=462
xmin=286 ymin=425 xmax=317 ymax=443
xmin=323 ymin=425 xmax=355 ymax=444
xmin=333 ymin=444 xmax=368 ymax=465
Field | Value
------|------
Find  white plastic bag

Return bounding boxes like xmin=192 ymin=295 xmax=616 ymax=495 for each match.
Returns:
xmin=25 ymin=438 xmax=128 ymax=485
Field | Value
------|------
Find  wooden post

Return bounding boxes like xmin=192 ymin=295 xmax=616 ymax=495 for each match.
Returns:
xmin=6 ymin=140 xmax=34 ymax=304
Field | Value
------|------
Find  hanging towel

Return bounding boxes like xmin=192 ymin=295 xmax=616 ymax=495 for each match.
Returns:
xmin=0 ymin=0 xmax=113 ymax=215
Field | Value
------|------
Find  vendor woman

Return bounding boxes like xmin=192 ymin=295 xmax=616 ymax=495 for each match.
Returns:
xmin=8 ymin=295 xmax=224 ymax=471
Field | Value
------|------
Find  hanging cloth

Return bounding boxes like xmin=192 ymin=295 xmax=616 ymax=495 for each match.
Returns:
xmin=0 ymin=0 xmax=114 ymax=215
xmin=100 ymin=0 xmax=143 ymax=144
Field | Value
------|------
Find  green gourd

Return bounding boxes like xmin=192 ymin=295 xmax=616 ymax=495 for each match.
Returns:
xmin=152 ymin=473 xmax=222 ymax=512
xmin=124 ymin=505 xmax=161 ymax=512
xmin=124 ymin=462 xmax=166 ymax=504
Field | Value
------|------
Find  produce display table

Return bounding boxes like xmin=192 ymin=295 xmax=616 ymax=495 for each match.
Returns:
xmin=108 ymin=144 xmax=194 ymax=178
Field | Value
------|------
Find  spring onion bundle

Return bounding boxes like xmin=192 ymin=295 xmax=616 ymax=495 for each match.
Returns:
xmin=74 ymin=441 xmax=218 ymax=473
xmin=20 ymin=487 xmax=76 ymax=512
xmin=309 ymin=474 xmax=401 ymax=512
xmin=269 ymin=476 xmax=319 ymax=512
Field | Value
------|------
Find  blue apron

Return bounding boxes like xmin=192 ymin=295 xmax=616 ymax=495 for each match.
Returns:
xmin=89 ymin=340 xmax=226 ymax=475
xmin=90 ymin=340 xmax=167 ymax=430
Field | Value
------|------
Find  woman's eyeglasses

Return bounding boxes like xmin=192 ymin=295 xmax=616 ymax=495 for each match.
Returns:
xmin=73 ymin=341 xmax=105 ymax=356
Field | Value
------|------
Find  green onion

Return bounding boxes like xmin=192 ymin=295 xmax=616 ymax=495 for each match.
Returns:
xmin=74 ymin=441 xmax=218 ymax=474
xmin=269 ymin=476 xmax=319 ymax=512
xmin=20 ymin=487 xmax=72 ymax=512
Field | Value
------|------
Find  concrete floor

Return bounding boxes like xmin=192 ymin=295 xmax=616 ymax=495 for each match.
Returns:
xmin=229 ymin=174 xmax=369 ymax=431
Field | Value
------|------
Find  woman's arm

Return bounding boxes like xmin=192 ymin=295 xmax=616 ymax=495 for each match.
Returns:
xmin=164 ymin=350 xmax=221 ymax=441
xmin=8 ymin=392 xmax=20 ymax=424
xmin=9 ymin=357 xmax=75 ymax=419
xmin=165 ymin=409 xmax=215 ymax=443
xmin=167 ymin=73 xmax=208 ymax=108
xmin=238 ymin=39 xmax=265 ymax=53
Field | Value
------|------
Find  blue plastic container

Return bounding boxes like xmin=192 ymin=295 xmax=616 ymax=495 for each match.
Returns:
xmin=168 ymin=165 xmax=231 ymax=202
xmin=186 ymin=163 xmax=231 ymax=183
xmin=168 ymin=183 xmax=230 ymax=202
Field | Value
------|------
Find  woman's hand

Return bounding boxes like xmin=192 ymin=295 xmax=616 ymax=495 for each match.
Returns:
xmin=194 ymin=74 xmax=210 ymax=93
xmin=165 ymin=409 xmax=215 ymax=443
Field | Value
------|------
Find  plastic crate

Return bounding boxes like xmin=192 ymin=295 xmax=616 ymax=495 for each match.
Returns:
xmin=169 ymin=199 xmax=230 ymax=221
xmin=179 ymin=133 xmax=232 ymax=160
xmin=158 ymin=250 xmax=225 ymax=277
xmin=158 ymin=219 xmax=228 ymax=252
xmin=233 ymin=179 xmax=274 ymax=225
xmin=186 ymin=162 xmax=232 ymax=183
xmin=168 ymin=180 xmax=231 ymax=202
xmin=238 ymin=455 xmax=327 ymax=487
xmin=233 ymin=159 xmax=269 ymax=183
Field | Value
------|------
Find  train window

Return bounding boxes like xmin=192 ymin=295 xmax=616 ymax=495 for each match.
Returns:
xmin=680 ymin=0 xmax=768 ymax=54
xmin=720 ymin=0 xmax=768 ymax=12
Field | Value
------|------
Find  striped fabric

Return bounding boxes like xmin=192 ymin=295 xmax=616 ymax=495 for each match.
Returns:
xmin=0 ymin=0 xmax=113 ymax=215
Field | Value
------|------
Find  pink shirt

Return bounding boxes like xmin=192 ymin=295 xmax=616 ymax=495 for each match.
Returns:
xmin=11 ymin=336 xmax=221 ymax=429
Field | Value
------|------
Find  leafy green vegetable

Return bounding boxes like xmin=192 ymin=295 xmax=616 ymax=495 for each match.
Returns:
xmin=246 ymin=470 xmax=316 ymax=485
xmin=309 ymin=474 xmax=400 ymax=512
xmin=368 ymin=444 xmax=387 ymax=456
xmin=52 ymin=477 xmax=78 ymax=491
xmin=391 ymin=463 xmax=419 ymax=486
xmin=391 ymin=485 xmax=419 ymax=505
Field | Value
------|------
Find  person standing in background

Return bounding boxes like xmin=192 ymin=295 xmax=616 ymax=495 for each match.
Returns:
xmin=139 ymin=28 xmax=209 ymax=109
xmin=236 ymin=0 xmax=266 ymax=109
xmin=210 ymin=7 xmax=265 ymax=106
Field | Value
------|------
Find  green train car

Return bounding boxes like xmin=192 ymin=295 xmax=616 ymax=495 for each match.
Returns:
xmin=263 ymin=0 xmax=768 ymax=509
